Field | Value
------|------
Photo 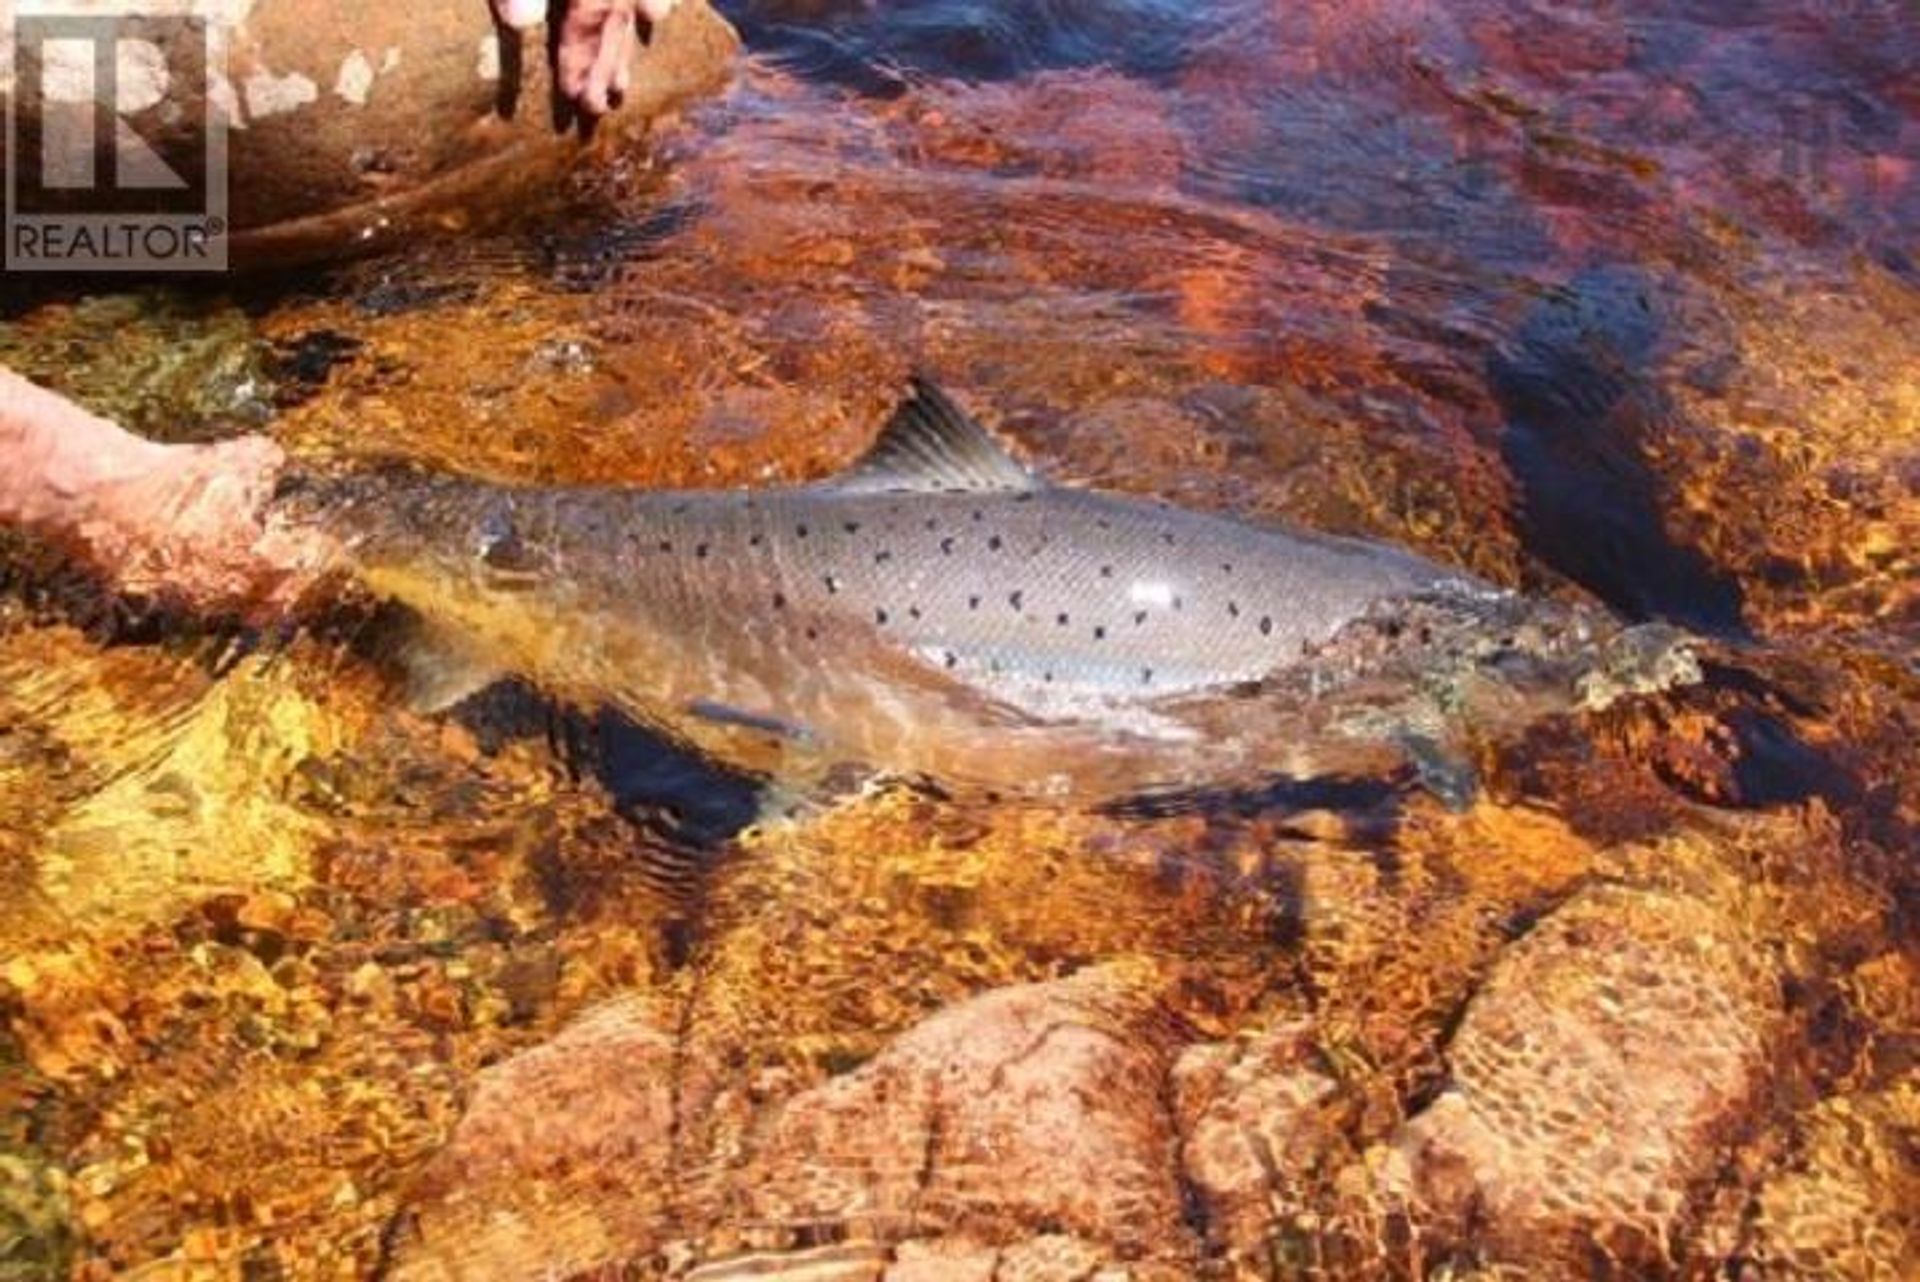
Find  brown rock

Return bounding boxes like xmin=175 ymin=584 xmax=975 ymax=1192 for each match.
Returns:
xmin=233 ymin=0 xmax=738 ymax=265
xmin=1172 ymin=1021 xmax=1349 ymax=1258
xmin=10 ymin=0 xmax=738 ymax=266
xmin=883 ymin=1237 xmax=999 ymax=1282
xmin=1386 ymin=884 xmax=1785 ymax=1275
xmin=686 ymin=1243 xmax=889 ymax=1282
xmin=1729 ymin=1079 xmax=1920 ymax=1281
xmin=731 ymin=962 xmax=1194 ymax=1262
xmin=386 ymin=994 xmax=679 ymax=1282
xmin=992 ymin=1233 xmax=1117 ymax=1281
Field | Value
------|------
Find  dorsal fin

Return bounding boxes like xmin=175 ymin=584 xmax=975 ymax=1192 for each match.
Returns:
xmin=828 ymin=374 xmax=1041 ymax=493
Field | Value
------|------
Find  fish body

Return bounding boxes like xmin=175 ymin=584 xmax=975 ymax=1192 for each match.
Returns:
xmin=290 ymin=380 xmax=1684 ymax=800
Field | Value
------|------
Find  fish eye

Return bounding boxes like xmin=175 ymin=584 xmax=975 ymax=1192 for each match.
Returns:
xmin=476 ymin=507 xmax=536 ymax=573
xmin=475 ymin=510 xmax=509 ymax=554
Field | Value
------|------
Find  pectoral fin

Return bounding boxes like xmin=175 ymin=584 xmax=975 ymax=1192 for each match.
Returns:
xmin=388 ymin=616 xmax=507 ymax=713
xmin=1393 ymin=731 xmax=1480 ymax=812
xmin=687 ymin=699 xmax=817 ymax=743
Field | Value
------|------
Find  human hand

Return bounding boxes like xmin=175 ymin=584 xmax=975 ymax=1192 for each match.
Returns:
xmin=86 ymin=436 xmax=336 ymax=618
xmin=494 ymin=0 xmax=681 ymax=118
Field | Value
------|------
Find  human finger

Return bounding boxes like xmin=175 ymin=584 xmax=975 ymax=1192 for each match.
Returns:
xmin=492 ymin=0 xmax=547 ymax=30
xmin=581 ymin=3 xmax=635 ymax=116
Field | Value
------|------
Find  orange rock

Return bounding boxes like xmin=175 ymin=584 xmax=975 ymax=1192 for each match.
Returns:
xmin=387 ymin=994 xmax=679 ymax=1281
xmin=733 ymin=962 xmax=1192 ymax=1260
xmin=1386 ymin=884 xmax=1786 ymax=1275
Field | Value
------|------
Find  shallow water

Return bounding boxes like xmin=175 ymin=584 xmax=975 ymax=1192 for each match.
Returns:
xmin=2 ymin=1 xmax=1917 ymax=1277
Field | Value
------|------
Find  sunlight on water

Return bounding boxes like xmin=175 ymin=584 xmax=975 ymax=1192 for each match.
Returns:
xmin=2 ymin=1 xmax=1917 ymax=1277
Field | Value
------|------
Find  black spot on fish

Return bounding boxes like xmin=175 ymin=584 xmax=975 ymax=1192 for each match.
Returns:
xmin=696 ymin=543 xmax=710 ymax=559
xmin=805 ymin=626 xmax=819 ymax=640
xmin=1093 ymin=625 xmax=1107 ymax=640
xmin=940 ymin=537 xmax=955 ymax=555
xmin=875 ymin=549 xmax=893 ymax=564
xmin=1172 ymin=595 xmax=1184 ymax=611
xmin=1043 ymin=671 xmax=1055 ymax=683
xmin=1222 ymin=562 xmax=1234 ymax=574
xmin=1056 ymin=612 xmax=1070 ymax=626
xmin=824 ymin=574 xmax=840 ymax=594
xmin=1096 ymin=518 xmax=1111 ymax=531
xmin=1014 ymin=493 xmax=1034 ymax=503
xmin=772 ymin=592 xmax=787 ymax=609
xmin=944 ymin=651 xmax=958 ymax=668
xmin=1009 ymin=590 xmax=1024 ymax=610
xmin=908 ymin=605 xmax=923 ymax=620
xmin=844 ymin=521 xmax=861 ymax=534
xmin=1134 ymin=610 xmax=1148 ymax=626
xmin=796 ymin=524 xmax=810 ymax=538
xmin=968 ymin=595 xmax=981 ymax=610
xmin=672 ymin=502 xmax=689 ymax=515
xmin=1228 ymin=601 xmax=1240 ymax=618
xmin=875 ymin=608 xmax=889 ymax=625
xmin=749 ymin=533 xmax=764 ymax=547
xmin=1141 ymin=667 xmax=1154 ymax=684
xmin=988 ymin=535 xmax=1004 ymax=551
xmin=1259 ymin=616 xmax=1273 ymax=636
xmin=1100 ymin=565 xmax=1114 ymax=578
xmin=923 ymin=517 xmax=938 ymax=531
xmin=972 ymin=509 xmax=984 ymax=522
xmin=658 ymin=539 xmax=673 ymax=553
xmin=1161 ymin=531 xmax=1175 ymax=545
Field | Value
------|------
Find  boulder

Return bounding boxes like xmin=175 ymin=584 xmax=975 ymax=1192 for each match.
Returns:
xmin=385 ymin=994 xmax=681 ymax=1282
xmin=1385 ymin=884 xmax=1785 ymax=1275
xmin=725 ymin=962 xmax=1194 ymax=1261
xmin=2 ymin=0 xmax=739 ymax=266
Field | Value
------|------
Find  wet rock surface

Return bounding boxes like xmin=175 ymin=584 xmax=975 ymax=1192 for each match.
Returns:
xmin=726 ymin=962 xmax=1191 ymax=1258
xmin=387 ymin=995 xmax=680 ymax=1281
xmin=1385 ymin=883 xmax=1786 ymax=1275
xmin=384 ymin=964 xmax=1197 ymax=1279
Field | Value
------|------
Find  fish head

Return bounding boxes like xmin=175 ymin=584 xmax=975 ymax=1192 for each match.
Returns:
xmin=281 ymin=467 xmax=568 ymax=677
xmin=288 ymin=464 xmax=545 ymax=575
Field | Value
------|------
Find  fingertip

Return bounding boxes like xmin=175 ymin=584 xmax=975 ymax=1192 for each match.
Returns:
xmin=581 ymin=64 xmax=613 ymax=116
xmin=494 ymin=0 xmax=547 ymax=29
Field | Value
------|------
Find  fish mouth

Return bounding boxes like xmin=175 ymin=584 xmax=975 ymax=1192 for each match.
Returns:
xmin=1576 ymin=624 xmax=1704 ymax=710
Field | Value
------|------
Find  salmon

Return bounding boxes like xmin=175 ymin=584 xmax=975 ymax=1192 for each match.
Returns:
xmin=283 ymin=378 xmax=1696 ymax=802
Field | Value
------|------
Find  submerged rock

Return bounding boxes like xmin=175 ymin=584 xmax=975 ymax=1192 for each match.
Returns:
xmin=386 ymin=994 xmax=680 ymax=1282
xmin=1722 ymin=1079 xmax=1920 ymax=1281
xmin=1384 ymin=883 xmax=1786 ymax=1275
xmin=0 ymin=295 xmax=277 ymax=444
xmin=1172 ymin=1020 xmax=1350 ymax=1261
xmin=727 ymin=961 xmax=1190 ymax=1257
xmin=386 ymin=964 xmax=1200 ymax=1278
